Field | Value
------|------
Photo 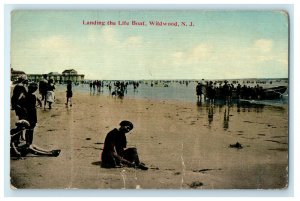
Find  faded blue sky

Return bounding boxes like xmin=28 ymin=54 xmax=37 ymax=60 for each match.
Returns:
xmin=11 ymin=10 xmax=289 ymax=80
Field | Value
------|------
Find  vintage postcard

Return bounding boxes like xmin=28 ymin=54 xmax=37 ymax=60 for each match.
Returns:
xmin=10 ymin=10 xmax=289 ymax=189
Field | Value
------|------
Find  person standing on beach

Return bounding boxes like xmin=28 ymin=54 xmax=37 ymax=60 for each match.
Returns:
xmin=89 ymin=81 xmax=93 ymax=93
xmin=12 ymin=82 xmax=42 ymax=146
xmin=196 ymin=82 xmax=203 ymax=102
xmin=39 ymin=74 xmax=48 ymax=109
xmin=46 ymin=79 xmax=55 ymax=109
xmin=65 ymin=80 xmax=73 ymax=107
xmin=11 ymin=75 xmax=28 ymax=120
xmin=23 ymin=83 xmax=39 ymax=145
xmin=101 ymin=120 xmax=148 ymax=170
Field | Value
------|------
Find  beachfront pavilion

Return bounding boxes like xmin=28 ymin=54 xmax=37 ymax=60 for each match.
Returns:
xmin=15 ymin=69 xmax=85 ymax=84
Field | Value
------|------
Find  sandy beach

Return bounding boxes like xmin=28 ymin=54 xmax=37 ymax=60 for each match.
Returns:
xmin=10 ymin=86 xmax=289 ymax=189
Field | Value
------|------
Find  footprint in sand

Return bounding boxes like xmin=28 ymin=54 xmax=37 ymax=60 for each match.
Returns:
xmin=150 ymin=167 xmax=159 ymax=170
xmin=192 ymin=168 xmax=222 ymax=173
xmin=50 ymin=114 xmax=59 ymax=118
xmin=243 ymin=121 xmax=254 ymax=123
xmin=188 ymin=181 xmax=204 ymax=188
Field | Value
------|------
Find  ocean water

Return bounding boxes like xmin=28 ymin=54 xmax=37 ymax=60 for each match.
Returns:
xmin=60 ymin=79 xmax=288 ymax=106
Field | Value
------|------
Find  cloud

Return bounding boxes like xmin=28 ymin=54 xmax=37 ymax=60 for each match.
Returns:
xmin=38 ymin=35 xmax=72 ymax=50
xmin=125 ymin=36 xmax=143 ymax=46
xmin=171 ymin=43 xmax=212 ymax=64
xmin=189 ymin=44 xmax=211 ymax=62
xmin=172 ymin=51 xmax=184 ymax=59
xmin=101 ymin=27 xmax=118 ymax=43
xmin=254 ymin=39 xmax=273 ymax=53
xmin=252 ymin=39 xmax=287 ymax=66
xmin=257 ymin=55 xmax=274 ymax=62
xmin=277 ymin=58 xmax=288 ymax=65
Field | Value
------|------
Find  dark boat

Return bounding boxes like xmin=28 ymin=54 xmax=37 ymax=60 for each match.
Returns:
xmin=263 ymin=86 xmax=287 ymax=100
xmin=204 ymin=85 xmax=288 ymax=101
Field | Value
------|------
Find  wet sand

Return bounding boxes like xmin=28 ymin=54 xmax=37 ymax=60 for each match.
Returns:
xmin=10 ymin=88 xmax=289 ymax=189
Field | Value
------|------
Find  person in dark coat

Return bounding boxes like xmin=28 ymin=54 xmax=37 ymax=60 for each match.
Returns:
xmin=65 ymin=80 xmax=73 ymax=107
xmin=11 ymin=75 xmax=28 ymax=120
xmin=196 ymin=82 xmax=203 ymax=102
xmin=101 ymin=120 xmax=148 ymax=170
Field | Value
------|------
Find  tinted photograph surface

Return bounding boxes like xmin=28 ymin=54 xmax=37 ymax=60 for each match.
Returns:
xmin=10 ymin=10 xmax=289 ymax=189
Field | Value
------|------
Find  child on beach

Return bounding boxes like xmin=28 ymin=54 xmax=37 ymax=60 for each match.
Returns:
xmin=10 ymin=120 xmax=61 ymax=159
xmin=46 ymin=79 xmax=55 ymax=109
xmin=101 ymin=120 xmax=148 ymax=170
xmin=39 ymin=74 xmax=48 ymax=109
xmin=65 ymin=80 xmax=73 ymax=107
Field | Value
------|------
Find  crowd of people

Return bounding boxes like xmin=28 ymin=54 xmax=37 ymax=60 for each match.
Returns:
xmin=12 ymin=76 xmax=283 ymax=169
xmin=87 ymin=80 xmax=141 ymax=98
xmin=11 ymin=75 xmax=61 ymax=159
xmin=11 ymin=75 xmax=148 ymax=170
xmin=196 ymin=80 xmax=275 ymax=103
xmin=89 ymin=80 xmax=105 ymax=95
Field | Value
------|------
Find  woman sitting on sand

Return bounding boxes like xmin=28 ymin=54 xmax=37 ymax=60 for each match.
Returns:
xmin=101 ymin=120 xmax=148 ymax=170
xmin=10 ymin=120 xmax=61 ymax=159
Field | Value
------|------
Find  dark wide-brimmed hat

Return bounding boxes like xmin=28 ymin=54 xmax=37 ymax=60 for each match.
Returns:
xmin=15 ymin=119 xmax=30 ymax=128
xmin=119 ymin=120 xmax=134 ymax=130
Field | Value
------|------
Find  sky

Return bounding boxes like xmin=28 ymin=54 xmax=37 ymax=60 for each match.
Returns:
xmin=11 ymin=10 xmax=289 ymax=80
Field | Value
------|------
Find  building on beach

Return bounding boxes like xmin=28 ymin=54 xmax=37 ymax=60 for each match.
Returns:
xmin=61 ymin=69 xmax=85 ymax=83
xmin=11 ymin=68 xmax=85 ymax=84
xmin=11 ymin=68 xmax=26 ymax=82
